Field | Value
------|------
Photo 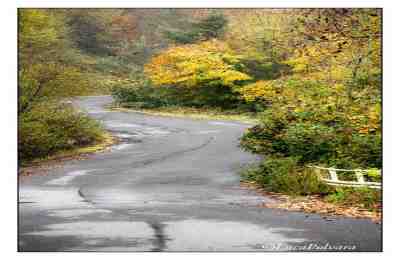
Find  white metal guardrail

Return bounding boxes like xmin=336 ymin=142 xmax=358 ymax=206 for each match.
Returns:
xmin=308 ymin=166 xmax=381 ymax=189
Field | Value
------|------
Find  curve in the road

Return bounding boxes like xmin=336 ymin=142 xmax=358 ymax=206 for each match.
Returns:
xmin=18 ymin=96 xmax=382 ymax=252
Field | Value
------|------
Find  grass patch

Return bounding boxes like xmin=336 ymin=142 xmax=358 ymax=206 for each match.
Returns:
xmin=241 ymin=157 xmax=333 ymax=196
xmin=324 ymin=187 xmax=381 ymax=211
xmin=240 ymin=160 xmax=381 ymax=214
xmin=19 ymin=131 xmax=116 ymax=169
xmin=109 ymin=104 xmax=259 ymax=124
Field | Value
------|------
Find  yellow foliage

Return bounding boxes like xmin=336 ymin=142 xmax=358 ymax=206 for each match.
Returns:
xmin=144 ymin=40 xmax=251 ymax=88
xmin=239 ymin=80 xmax=275 ymax=102
xmin=284 ymin=55 xmax=309 ymax=73
xmin=329 ymin=66 xmax=351 ymax=81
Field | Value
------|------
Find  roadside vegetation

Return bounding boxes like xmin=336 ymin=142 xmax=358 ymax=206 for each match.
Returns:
xmin=112 ymin=9 xmax=382 ymax=212
xmin=19 ymin=9 xmax=226 ymax=163
xmin=19 ymin=9 xmax=381 ymax=214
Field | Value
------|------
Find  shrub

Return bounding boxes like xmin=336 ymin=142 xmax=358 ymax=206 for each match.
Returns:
xmin=241 ymin=110 xmax=290 ymax=155
xmin=242 ymin=157 xmax=331 ymax=195
xmin=325 ymin=187 xmax=381 ymax=210
xmin=19 ymin=102 xmax=104 ymax=162
xmin=111 ymin=75 xmax=186 ymax=108
xmin=241 ymin=60 xmax=291 ymax=81
xmin=282 ymin=123 xmax=337 ymax=164
xmin=241 ymin=100 xmax=382 ymax=169
xmin=346 ymin=134 xmax=382 ymax=168
xmin=112 ymin=84 xmax=168 ymax=109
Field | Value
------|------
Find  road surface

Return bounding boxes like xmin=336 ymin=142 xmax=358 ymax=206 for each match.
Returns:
xmin=18 ymin=96 xmax=382 ymax=252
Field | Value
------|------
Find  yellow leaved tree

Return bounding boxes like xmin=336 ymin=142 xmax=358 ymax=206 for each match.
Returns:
xmin=144 ymin=39 xmax=251 ymax=88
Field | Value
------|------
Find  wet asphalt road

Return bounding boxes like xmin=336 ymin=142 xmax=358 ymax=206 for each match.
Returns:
xmin=18 ymin=96 xmax=382 ymax=252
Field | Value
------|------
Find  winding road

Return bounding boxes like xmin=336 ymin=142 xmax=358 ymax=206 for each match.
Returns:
xmin=18 ymin=96 xmax=382 ymax=251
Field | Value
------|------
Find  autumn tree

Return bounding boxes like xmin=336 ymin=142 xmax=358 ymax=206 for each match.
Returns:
xmin=144 ymin=39 xmax=251 ymax=107
xmin=239 ymin=9 xmax=381 ymax=169
xmin=289 ymin=9 xmax=381 ymax=96
xmin=18 ymin=9 xmax=91 ymax=113
xmin=65 ymin=9 xmax=122 ymax=56
xmin=18 ymin=9 xmax=104 ymax=161
xmin=164 ymin=12 xmax=228 ymax=44
xmin=222 ymin=10 xmax=296 ymax=80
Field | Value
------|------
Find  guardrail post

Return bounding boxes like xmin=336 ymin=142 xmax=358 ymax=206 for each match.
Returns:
xmin=355 ymin=170 xmax=365 ymax=184
xmin=328 ymin=169 xmax=338 ymax=181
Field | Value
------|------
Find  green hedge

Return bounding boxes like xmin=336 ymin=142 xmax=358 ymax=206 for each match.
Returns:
xmin=19 ymin=102 xmax=104 ymax=162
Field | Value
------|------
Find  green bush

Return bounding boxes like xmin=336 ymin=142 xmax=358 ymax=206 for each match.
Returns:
xmin=111 ymin=78 xmax=174 ymax=108
xmin=242 ymin=157 xmax=332 ymax=195
xmin=112 ymin=75 xmax=249 ymax=110
xmin=241 ymin=110 xmax=289 ymax=155
xmin=283 ymin=123 xmax=337 ymax=164
xmin=241 ymin=60 xmax=291 ymax=80
xmin=241 ymin=108 xmax=382 ymax=169
xmin=19 ymin=102 xmax=104 ymax=162
xmin=187 ymin=84 xmax=244 ymax=109
xmin=239 ymin=107 xmax=381 ymax=210
xmin=325 ymin=187 xmax=381 ymax=210
xmin=346 ymin=134 xmax=382 ymax=168
xmin=240 ymin=101 xmax=381 ymax=205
